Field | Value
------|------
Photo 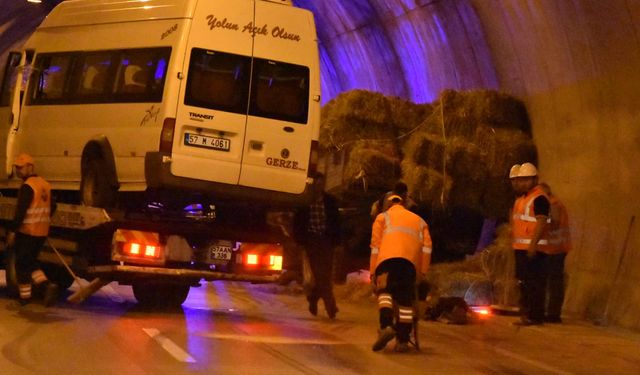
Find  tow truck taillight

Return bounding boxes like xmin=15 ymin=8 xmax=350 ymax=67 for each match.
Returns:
xmin=113 ymin=229 xmax=164 ymax=264
xmin=159 ymin=117 xmax=176 ymax=153
xmin=123 ymin=242 xmax=160 ymax=258
xmin=237 ymin=243 xmax=283 ymax=272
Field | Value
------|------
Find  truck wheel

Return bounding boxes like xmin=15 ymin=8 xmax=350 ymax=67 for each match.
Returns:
xmin=81 ymin=158 xmax=117 ymax=208
xmin=4 ymin=247 xmax=18 ymax=297
xmin=132 ymin=283 xmax=191 ymax=309
xmin=41 ymin=263 xmax=75 ymax=290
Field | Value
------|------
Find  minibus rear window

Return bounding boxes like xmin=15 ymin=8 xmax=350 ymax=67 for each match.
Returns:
xmin=184 ymin=48 xmax=250 ymax=114
xmin=250 ymin=59 xmax=309 ymax=124
xmin=185 ymin=48 xmax=309 ymax=124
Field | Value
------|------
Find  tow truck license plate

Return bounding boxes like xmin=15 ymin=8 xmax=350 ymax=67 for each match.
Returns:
xmin=184 ymin=133 xmax=230 ymax=152
xmin=209 ymin=244 xmax=232 ymax=261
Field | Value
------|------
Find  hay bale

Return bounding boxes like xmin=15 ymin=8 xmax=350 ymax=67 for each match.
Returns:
xmin=320 ymin=90 xmax=396 ymax=150
xmin=435 ymin=89 xmax=532 ymax=136
xmin=402 ymin=131 xmax=444 ymax=167
xmin=401 ymin=161 xmax=452 ymax=206
xmin=343 ymin=143 xmax=400 ymax=191
xmin=479 ymin=224 xmax=519 ymax=307
xmin=388 ymin=96 xmax=433 ymax=143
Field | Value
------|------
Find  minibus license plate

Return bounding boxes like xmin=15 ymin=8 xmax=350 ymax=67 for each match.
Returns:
xmin=209 ymin=244 xmax=232 ymax=262
xmin=185 ymin=133 xmax=230 ymax=152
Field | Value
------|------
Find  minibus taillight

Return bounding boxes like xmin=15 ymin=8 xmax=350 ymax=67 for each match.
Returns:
xmin=308 ymin=140 xmax=319 ymax=177
xmin=159 ymin=117 xmax=176 ymax=153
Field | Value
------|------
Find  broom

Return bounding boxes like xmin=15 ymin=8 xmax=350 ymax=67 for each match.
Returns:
xmin=47 ymin=239 xmax=107 ymax=304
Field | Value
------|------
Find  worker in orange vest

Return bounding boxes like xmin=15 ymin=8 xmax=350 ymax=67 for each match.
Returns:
xmin=8 ymin=153 xmax=58 ymax=306
xmin=510 ymin=162 xmax=551 ymax=325
xmin=370 ymin=194 xmax=432 ymax=352
xmin=539 ymin=182 xmax=572 ymax=323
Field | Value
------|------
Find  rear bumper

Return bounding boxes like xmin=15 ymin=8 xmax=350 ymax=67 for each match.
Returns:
xmin=145 ymin=152 xmax=312 ymax=207
xmin=87 ymin=264 xmax=280 ymax=284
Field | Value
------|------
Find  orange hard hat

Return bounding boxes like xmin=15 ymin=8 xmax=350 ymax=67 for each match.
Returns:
xmin=14 ymin=153 xmax=34 ymax=167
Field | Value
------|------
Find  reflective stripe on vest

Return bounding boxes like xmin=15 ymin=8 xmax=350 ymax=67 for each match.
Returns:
xmin=383 ymin=211 xmax=424 ymax=242
xmin=511 ymin=185 xmax=552 ymax=251
xmin=19 ymin=176 xmax=51 ymax=237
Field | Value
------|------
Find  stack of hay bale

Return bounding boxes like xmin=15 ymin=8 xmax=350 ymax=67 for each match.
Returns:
xmin=319 ymin=89 xmax=537 ymax=304
xmin=401 ymin=89 xmax=536 ymax=218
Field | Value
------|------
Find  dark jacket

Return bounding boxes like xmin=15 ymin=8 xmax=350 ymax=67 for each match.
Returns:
xmin=293 ymin=193 xmax=341 ymax=246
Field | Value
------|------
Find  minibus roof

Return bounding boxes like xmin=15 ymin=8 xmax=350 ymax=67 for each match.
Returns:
xmin=39 ymin=0 xmax=198 ymax=29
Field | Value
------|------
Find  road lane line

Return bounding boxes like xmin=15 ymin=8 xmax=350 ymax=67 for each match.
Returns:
xmin=143 ymin=328 xmax=196 ymax=363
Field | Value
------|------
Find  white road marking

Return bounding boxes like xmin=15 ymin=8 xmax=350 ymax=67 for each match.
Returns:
xmin=493 ymin=347 xmax=574 ymax=375
xmin=143 ymin=328 xmax=196 ymax=363
xmin=200 ymin=332 xmax=342 ymax=345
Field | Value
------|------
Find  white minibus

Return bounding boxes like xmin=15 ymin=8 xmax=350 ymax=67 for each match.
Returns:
xmin=0 ymin=0 xmax=320 ymax=210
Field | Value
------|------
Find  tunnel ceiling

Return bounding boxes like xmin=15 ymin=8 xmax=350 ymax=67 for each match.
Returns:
xmin=294 ymin=0 xmax=499 ymax=104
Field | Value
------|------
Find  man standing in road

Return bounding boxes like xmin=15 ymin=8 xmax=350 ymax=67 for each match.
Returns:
xmin=8 ymin=153 xmax=58 ymax=307
xmin=293 ymin=173 xmax=340 ymax=319
xmin=510 ymin=162 xmax=551 ymax=325
xmin=370 ymin=194 xmax=432 ymax=352
xmin=539 ymin=182 xmax=572 ymax=323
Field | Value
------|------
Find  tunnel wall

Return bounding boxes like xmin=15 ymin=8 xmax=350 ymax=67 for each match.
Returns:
xmin=296 ymin=0 xmax=640 ymax=330
xmin=471 ymin=0 xmax=640 ymax=328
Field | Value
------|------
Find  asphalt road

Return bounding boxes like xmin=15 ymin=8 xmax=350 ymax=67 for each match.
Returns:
xmin=1 ymin=271 xmax=639 ymax=374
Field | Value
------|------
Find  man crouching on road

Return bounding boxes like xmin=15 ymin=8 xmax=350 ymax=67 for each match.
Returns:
xmin=8 ymin=153 xmax=58 ymax=307
xmin=370 ymin=194 xmax=432 ymax=352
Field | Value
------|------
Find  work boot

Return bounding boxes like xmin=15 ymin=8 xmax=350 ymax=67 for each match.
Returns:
xmin=372 ymin=326 xmax=396 ymax=352
xmin=394 ymin=341 xmax=410 ymax=353
xmin=43 ymin=282 xmax=60 ymax=307
xmin=325 ymin=302 xmax=339 ymax=320
xmin=307 ymin=298 xmax=318 ymax=316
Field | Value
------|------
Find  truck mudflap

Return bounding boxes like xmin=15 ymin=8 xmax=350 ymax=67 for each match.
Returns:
xmin=87 ymin=264 xmax=280 ymax=283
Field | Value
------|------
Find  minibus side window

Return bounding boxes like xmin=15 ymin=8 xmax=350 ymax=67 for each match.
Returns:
xmin=0 ymin=53 xmax=22 ymax=106
xmin=74 ymin=52 xmax=114 ymax=100
xmin=184 ymin=48 xmax=250 ymax=114
xmin=30 ymin=54 xmax=73 ymax=103
xmin=113 ymin=48 xmax=170 ymax=102
xmin=250 ymin=59 xmax=309 ymax=124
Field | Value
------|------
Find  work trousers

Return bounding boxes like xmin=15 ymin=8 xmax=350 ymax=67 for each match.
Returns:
xmin=514 ymin=250 xmax=548 ymax=322
xmin=375 ymin=258 xmax=416 ymax=342
xmin=545 ymin=253 xmax=567 ymax=319
xmin=15 ymin=232 xmax=48 ymax=299
xmin=304 ymin=234 xmax=337 ymax=311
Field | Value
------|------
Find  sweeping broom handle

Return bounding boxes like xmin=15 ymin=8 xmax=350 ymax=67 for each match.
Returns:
xmin=47 ymin=238 xmax=80 ymax=281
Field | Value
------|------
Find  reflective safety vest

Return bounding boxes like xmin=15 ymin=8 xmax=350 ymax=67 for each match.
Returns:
xmin=370 ymin=204 xmax=432 ymax=275
xmin=18 ymin=176 xmax=52 ymax=237
xmin=511 ymin=185 xmax=553 ymax=252
xmin=548 ymin=195 xmax=572 ymax=254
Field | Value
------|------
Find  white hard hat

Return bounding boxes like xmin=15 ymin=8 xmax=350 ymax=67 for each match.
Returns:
xmin=509 ymin=164 xmax=521 ymax=179
xmin=387 ymin=194 xmax=403 ymax=202
xmin=518 ymin=162 xmax=538 ymax=177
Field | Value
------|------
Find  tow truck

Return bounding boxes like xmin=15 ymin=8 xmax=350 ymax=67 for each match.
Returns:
xmin=0 ymin=196 xmax=285 ymax=308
